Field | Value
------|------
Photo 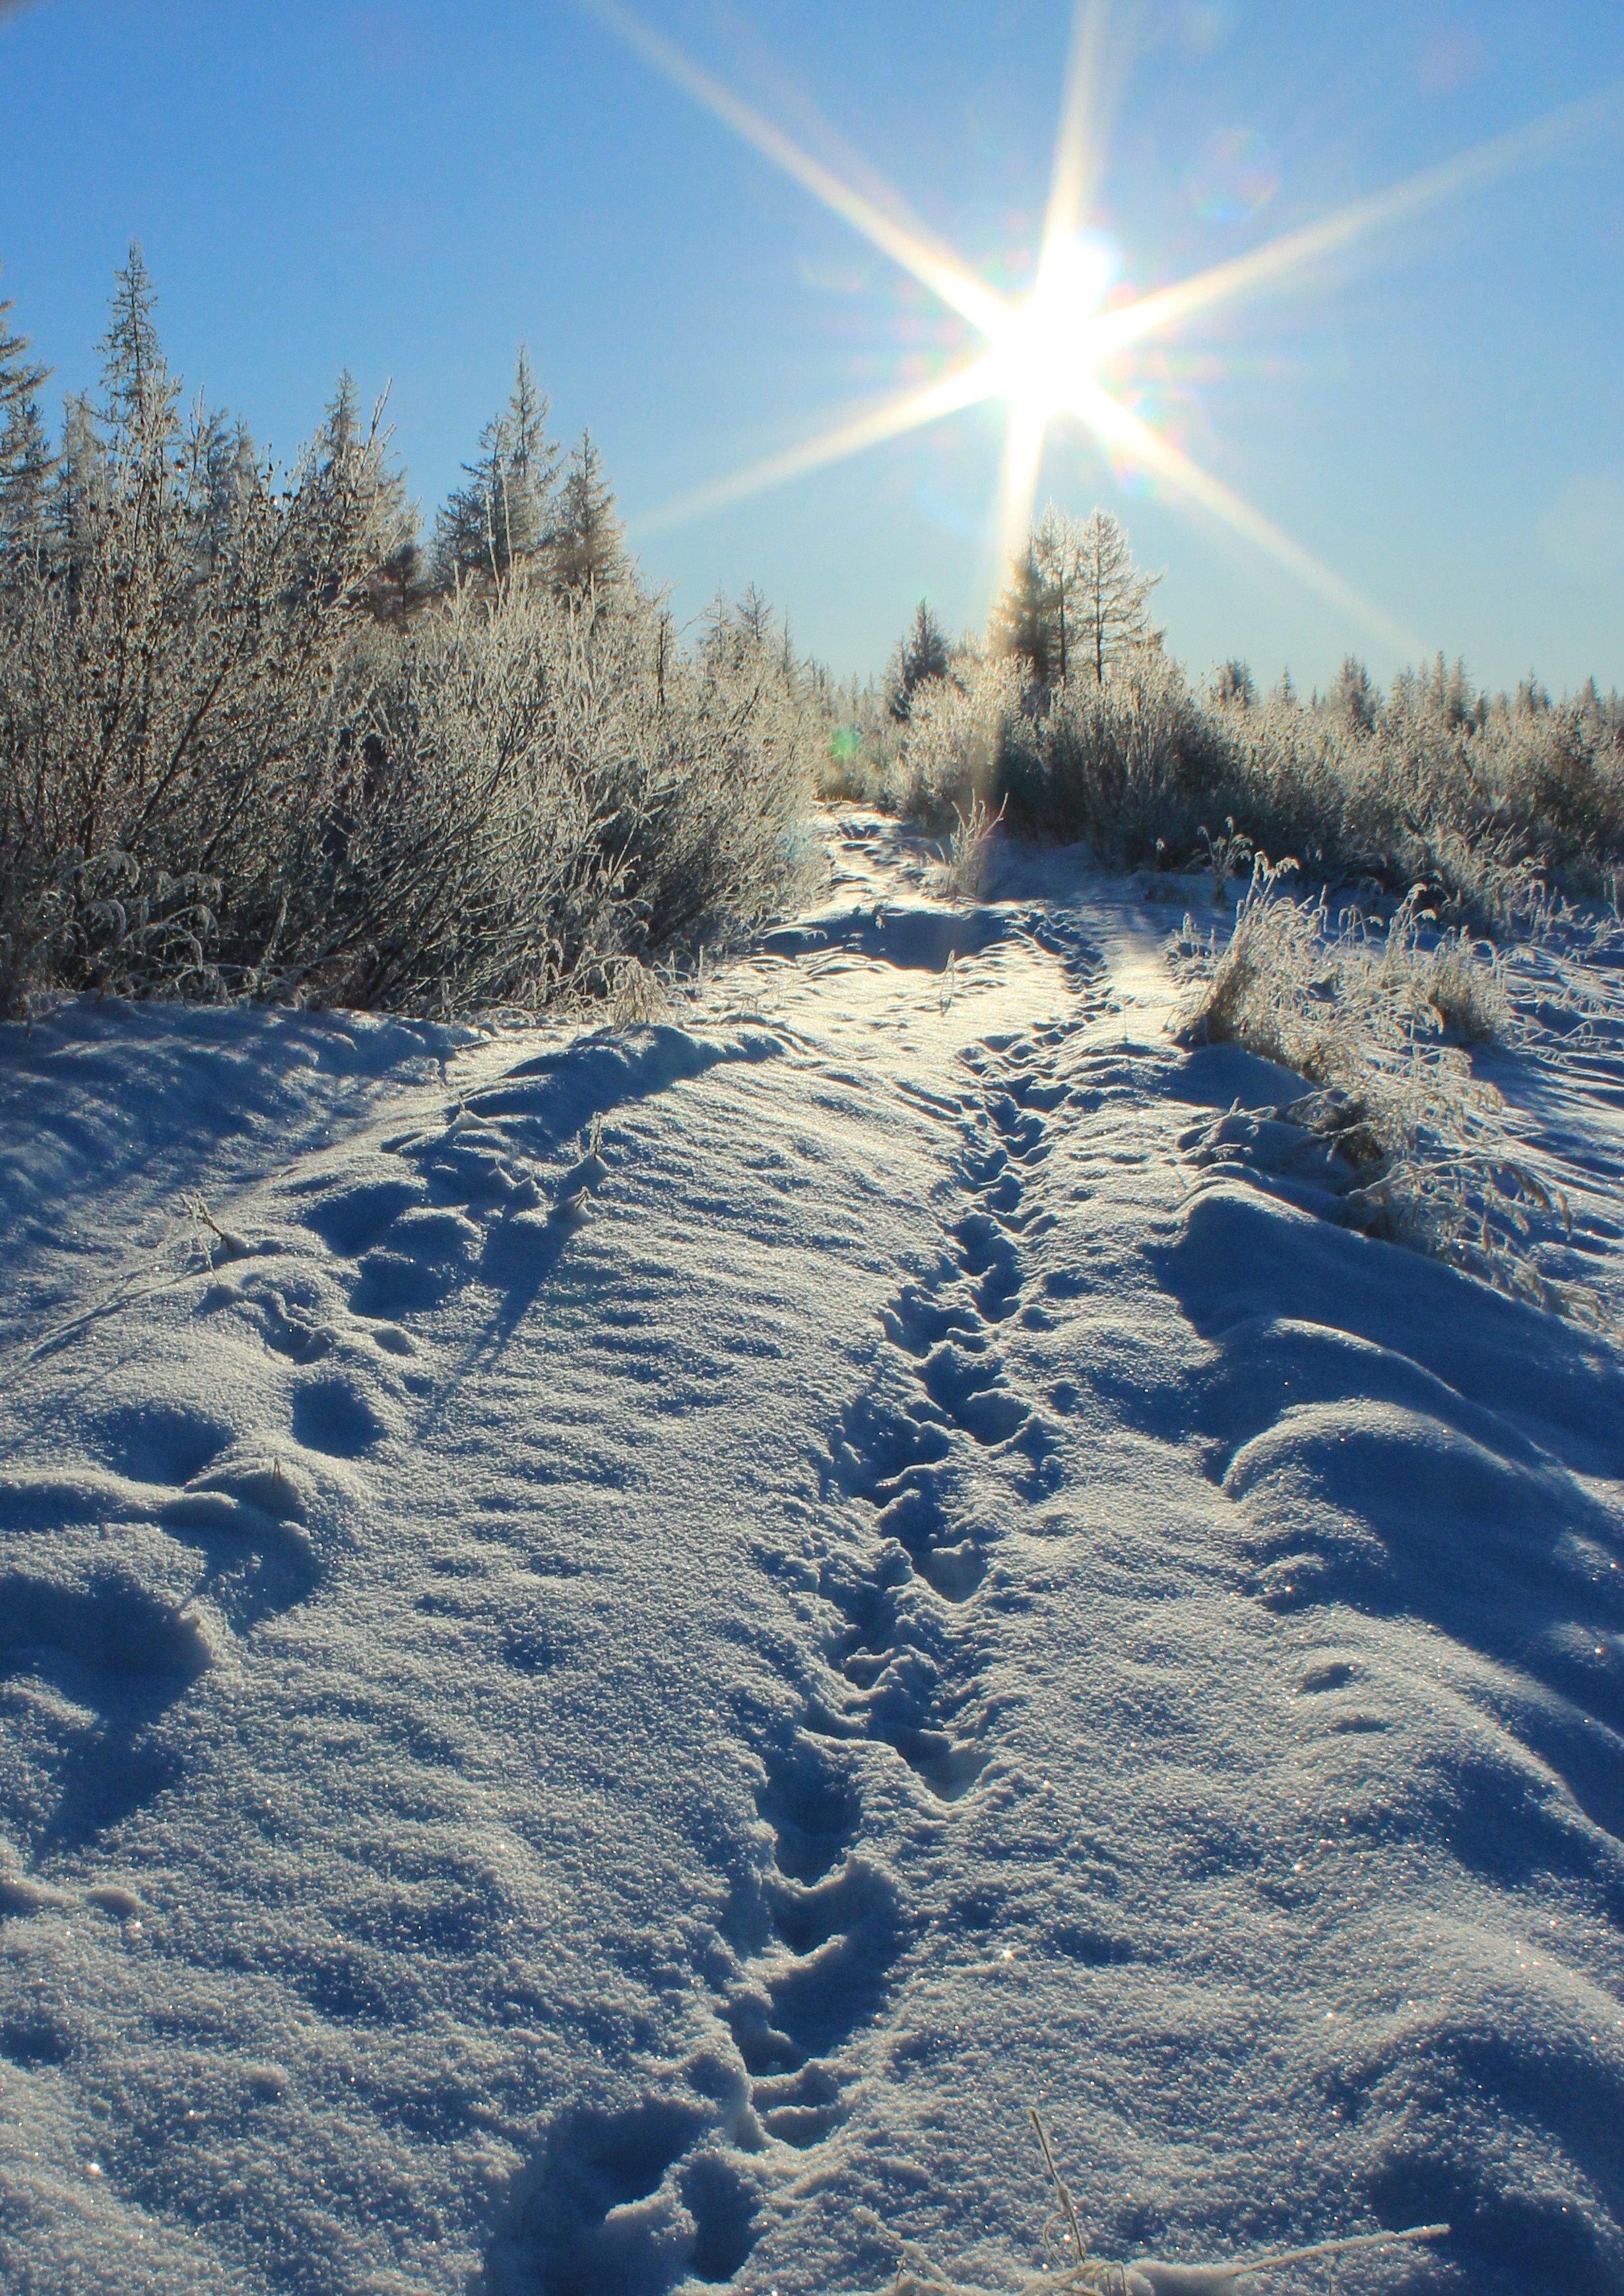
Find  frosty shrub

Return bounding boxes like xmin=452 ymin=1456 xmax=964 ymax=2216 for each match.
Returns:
xmin=1022 ymin=645 xmax=1217 ymax=861
xmin=888 ymin=654 xmax=1023 ymax=827
xmin=261 ymin=578 xmax=820 ymax=1013
xmin=0 ymin=251 xmax=822 ymax=1017
xmin=1173 ymin=860 xmax=1596 ymax=1318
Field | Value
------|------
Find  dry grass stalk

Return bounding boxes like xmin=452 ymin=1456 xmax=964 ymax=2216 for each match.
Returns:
xmin=890 ymin=2112 xmax=1449 ymax=2295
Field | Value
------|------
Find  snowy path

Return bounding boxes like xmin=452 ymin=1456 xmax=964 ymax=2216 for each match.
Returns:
xmin=1 ymin=813 xmax=1621 ymax=2296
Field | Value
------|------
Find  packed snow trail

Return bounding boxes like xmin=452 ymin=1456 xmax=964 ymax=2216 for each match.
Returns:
xmin=1 ymin=813 xmax=1621 ymax=2296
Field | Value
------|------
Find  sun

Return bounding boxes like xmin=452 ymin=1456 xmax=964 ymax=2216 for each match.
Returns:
xmin=991 ymin=238 xmax=1115 ymax=447
xmin=590 ymin=0 xmax=1620 ymax=652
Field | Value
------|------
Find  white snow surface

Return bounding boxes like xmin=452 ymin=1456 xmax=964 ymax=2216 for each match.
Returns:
xmin=1 ymin=812 xmax=1622 ymax=2296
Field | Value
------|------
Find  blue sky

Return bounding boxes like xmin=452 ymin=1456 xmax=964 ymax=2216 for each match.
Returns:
xmin=1 ymin=0 xmax=1620 ymax=691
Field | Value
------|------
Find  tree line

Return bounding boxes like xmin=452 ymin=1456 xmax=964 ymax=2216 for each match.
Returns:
xmin=853 ymin=505 xmax=1623 ymax=918
xmin=0 ymin=246 xmax=822 ymax=1016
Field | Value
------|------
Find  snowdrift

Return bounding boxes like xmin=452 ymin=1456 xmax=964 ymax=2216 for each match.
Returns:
xmin=1 ymin=816 xmax=1620 ymax=2296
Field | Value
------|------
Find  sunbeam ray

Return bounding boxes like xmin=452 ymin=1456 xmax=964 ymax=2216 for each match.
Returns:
xmin=581 ymin=0 xmax=1008 ymax=339
xmin=637 ymin=359 xmax=1003 ymax=537
xmin=1041 ymin=0 xmax=1113 ymax=268
xmin=996 ymin=397 xmax=1053 ymax=565
xmin=1065 ymin=377 xmax=1420 ymax=654
xmin=1093 ymin=75 xmax=1624 ymax=358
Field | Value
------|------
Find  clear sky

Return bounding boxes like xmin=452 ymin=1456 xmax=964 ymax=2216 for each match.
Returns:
xmin=1 ymin=0 xmax=1620 ymax=693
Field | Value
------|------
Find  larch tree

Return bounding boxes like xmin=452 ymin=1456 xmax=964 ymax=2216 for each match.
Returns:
xmin=1038 ymin=504 xmax=1159 ymax=685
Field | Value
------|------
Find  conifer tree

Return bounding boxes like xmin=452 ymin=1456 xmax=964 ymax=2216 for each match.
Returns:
xmin=551 ymin=429 xmax=622 ymax=596
xmin=1427 ymin=650 xmax=1474 ymax=729
xmin=1330 ymin=654 xmax=1377 ymax=733
xmin=0 ymin=392 xmax=53 ymax=577
xmin=989 ymin=547 xmax=1056 ymax=685
xmin=992 ymin=507 xmax=1158 ymax=689
xmin=886 ymin=598 xmax=950 ymax=720
xmin=296 ymin=371 xmax=418 ymax=613
xmin=500 ymin=345 xmax=555 ymax=564
xmin=434 ymin=346 xmax=558 ymax=589
xmin=0 ymin=270 xmax=48 ymax=422
xmin=734 ymin=582 xmax=774 ymax=647
xmin=98 ymin=243 xmax=170 ymax=439
xmin=1214 ymin=657 xmax=1257 ymax=710
xmin=0 ymin=272 xmax=52 ymax=578
xmin=178 ymin=400 xmax=258 ymax=576
xmin=0 ymin=277 xmax=53 ymax=576
xmin=1052 ymin=505 xmax=1158 ymax=684
xmin=48 ymin=390 xmax=109 ymax=594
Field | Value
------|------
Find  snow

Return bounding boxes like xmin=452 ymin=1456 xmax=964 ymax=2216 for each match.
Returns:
xmin=1 ymin=811 xmax=1621 ymax=2296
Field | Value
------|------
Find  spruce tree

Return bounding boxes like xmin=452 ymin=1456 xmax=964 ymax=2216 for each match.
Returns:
xmin=1214 ymin=658 xmax=1257 ymax=710
xmin=1329 ymin=654 xmax=1377 ymax=733
xmin=434 ymin=346 xmax=558 ymax=589
xmin=551 ymin=429 xmax=622 ymax=596
xmin=297 ymin=372 xmax=417 ymax=613
xmin=48 ymin=390 xmax=109 ymax=594
xmin=989 ymin=547 xmax=1056 ymax=685
xmin=500 ymin=344 xmax=555 ymax=565
xmin=99 ymin=242 xmax=178 ymax=460
xmin=0 ymin=271 xmax=48 ymax=420
xmin=886 ymin=598 xmax=949 ymax=719
xmin=179 ymin=400 xmax=258 ymax=576
xmin=0 ymin=270 xmax=53 ymax=576
xmin=0 ymin=393 xmax=53 ymax=577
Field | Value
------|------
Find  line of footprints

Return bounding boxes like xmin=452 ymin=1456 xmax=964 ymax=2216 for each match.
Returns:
xmin=509 ymin=953 xmax=1129 ymax=2296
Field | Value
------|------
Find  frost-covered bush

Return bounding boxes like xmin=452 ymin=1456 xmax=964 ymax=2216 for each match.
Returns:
xmin=0 ymin=255 xmax=395 ymax=1010
xmin=1021 ymin=645 xmax=1216 ymax=861
xmin=888 ymin=654 xmax=1022 ymax=827
xmin=251 ymin=579 xmax=820 ymax=1013
xmin=0 ymin=251 xmax=822 ymax=1017
xmin=1008 ymin=651 xmax=1623 ymax=914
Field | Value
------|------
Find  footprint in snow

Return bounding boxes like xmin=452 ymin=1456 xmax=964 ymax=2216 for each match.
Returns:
xmin=480 ymin=2093 xmax=759 ymax=2296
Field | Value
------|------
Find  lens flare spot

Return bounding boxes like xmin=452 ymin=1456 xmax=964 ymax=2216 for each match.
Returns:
xmin=1186 ymin=127 xmax=1280 ymax=224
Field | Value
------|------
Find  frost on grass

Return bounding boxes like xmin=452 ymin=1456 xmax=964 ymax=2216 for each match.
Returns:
xmin=1169 ymin=857 xmax=1602 ymax=1321
xmin=930 ymin=795 xmax=1006 ymax=905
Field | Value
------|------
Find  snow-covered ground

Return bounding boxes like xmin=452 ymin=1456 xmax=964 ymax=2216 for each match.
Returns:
xmin=1 ymin=812 xmax=1621 ymax=2296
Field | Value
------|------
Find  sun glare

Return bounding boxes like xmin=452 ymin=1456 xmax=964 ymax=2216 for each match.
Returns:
xmin=592 ymin=0 xmax=1624 ymax=645
xmin=993 ymin=238 xmax=1113 ymax=436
